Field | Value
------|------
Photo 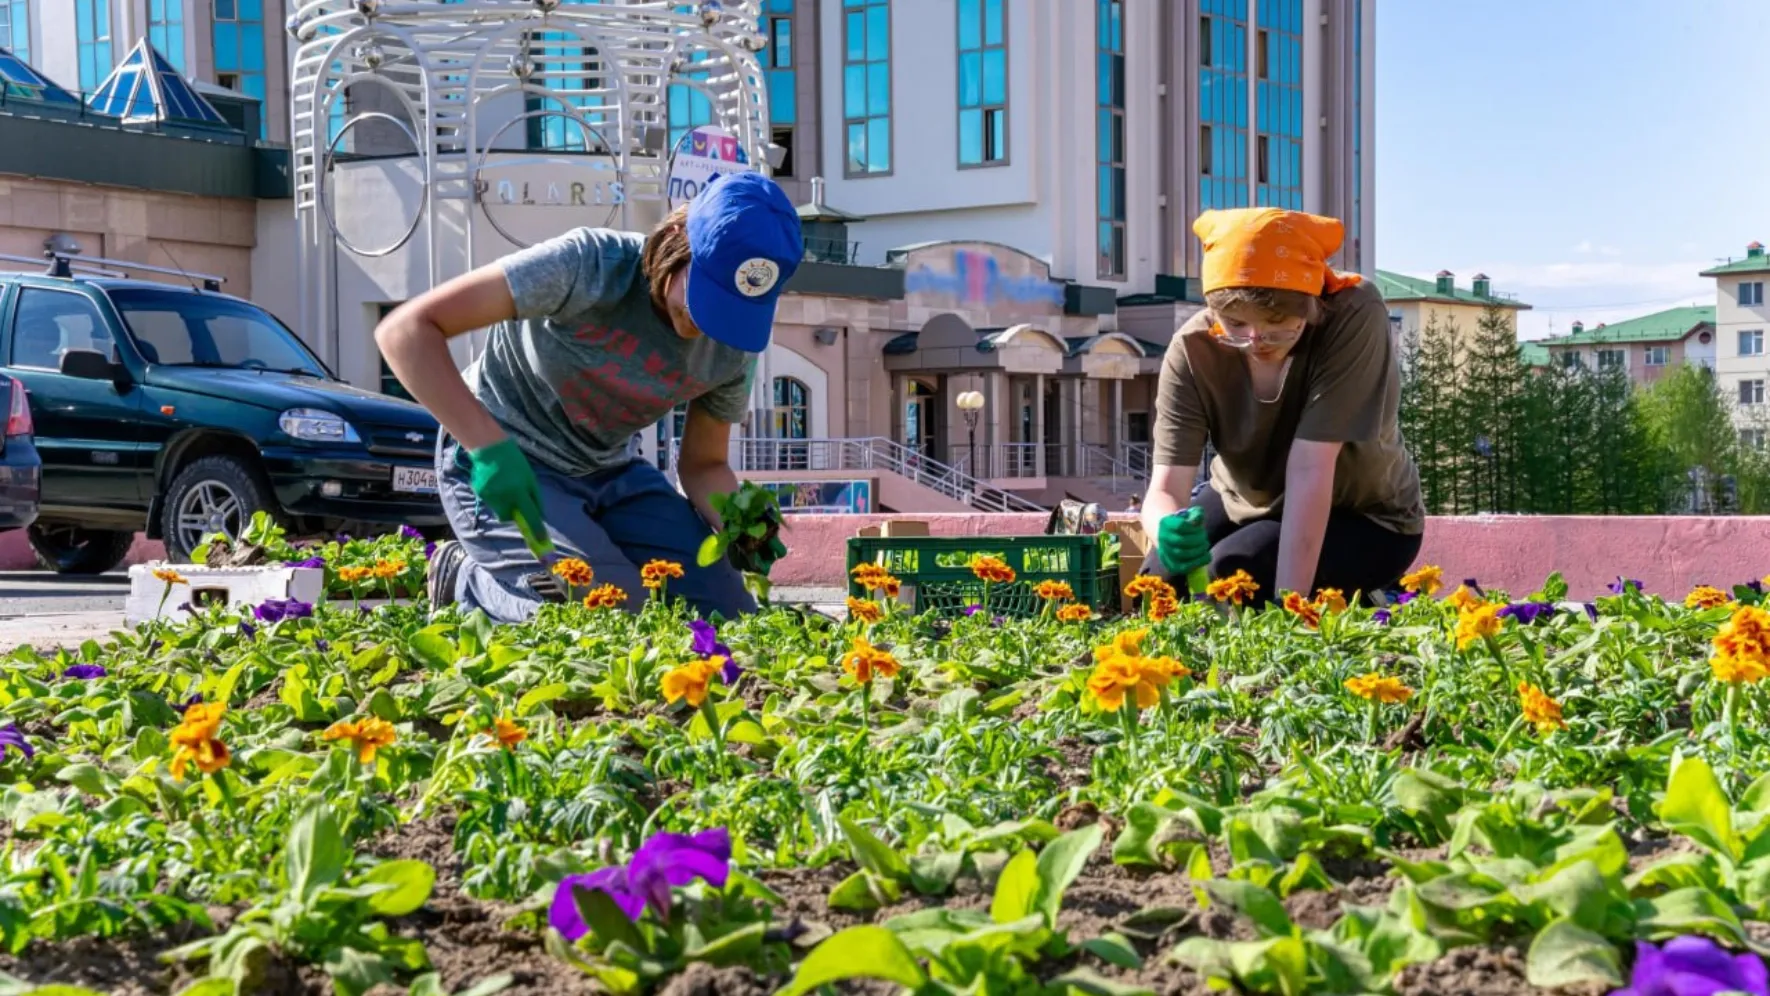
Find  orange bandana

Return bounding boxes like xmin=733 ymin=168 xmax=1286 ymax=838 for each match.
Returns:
xmin=1194 ymin=208 xmax=1363 ymax=296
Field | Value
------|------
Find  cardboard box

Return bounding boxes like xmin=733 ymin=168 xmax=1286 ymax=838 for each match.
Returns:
xmin=1106 ymin=519 xmax=1150 ymax=596
xmin=855 ymin=519 xmax=930 ymax=538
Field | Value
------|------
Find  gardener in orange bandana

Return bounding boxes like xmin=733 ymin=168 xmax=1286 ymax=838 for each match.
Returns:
xmin=1138 ymin=208 xmax=1424 ymax=607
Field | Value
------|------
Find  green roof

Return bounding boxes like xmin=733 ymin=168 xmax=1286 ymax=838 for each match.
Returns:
xmin=1374 ymin=269 xmax=1533 ymax=310
xmin=1700 ymin=247 xmax=1770 ymax=277
xmin=1539 ymin=305 xmax=1714 ymax=347
xmin=1518 ymin=341 xmax=1551 ymax=367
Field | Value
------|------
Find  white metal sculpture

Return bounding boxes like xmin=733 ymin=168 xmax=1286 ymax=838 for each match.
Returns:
xmin=286 ymin=0 xmax=773 ymax=365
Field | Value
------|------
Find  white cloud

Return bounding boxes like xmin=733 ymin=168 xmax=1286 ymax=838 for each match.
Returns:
xmin=1451 ymin=258 xmax=1716 ymax=342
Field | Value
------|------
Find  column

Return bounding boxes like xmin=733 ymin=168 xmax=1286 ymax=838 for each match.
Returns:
xmin=1111 ymin=379 xmax=1125 ymax=458
xmin=984 ymin=370 xmax=1007 ymax=479
xmin=1033 ymin=373 xmax=1047 ymax=477
xmin=1058 ymin=380 xmax=1076 ymax=476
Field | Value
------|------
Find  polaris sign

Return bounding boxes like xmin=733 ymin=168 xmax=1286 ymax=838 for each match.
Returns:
xmin=904 ymin=250 xmax=1066 ymax=309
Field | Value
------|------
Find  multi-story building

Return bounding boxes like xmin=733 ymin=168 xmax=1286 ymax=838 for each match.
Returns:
xmin=1536 ymin=308 xmax=1716 ymax=386
xmin=1373 ymin=268 xmax=1531 ymax=351
xmin=1703 ymin=242 xmax=1770 ymax=430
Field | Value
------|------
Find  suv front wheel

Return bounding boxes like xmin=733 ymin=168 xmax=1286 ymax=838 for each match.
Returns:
xmin=26 ymin=523 xmax=135 ymax=575
xmin=162 ymin=455 xmax=278 ymax=563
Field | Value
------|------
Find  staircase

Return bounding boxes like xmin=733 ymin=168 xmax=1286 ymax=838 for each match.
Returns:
xmin=671 ymin=437 xmax=1047 ymax=513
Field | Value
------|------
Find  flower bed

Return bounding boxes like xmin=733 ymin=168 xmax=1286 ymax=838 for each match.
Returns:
xmin=0 ymin=556 xmax=1766 ymax=996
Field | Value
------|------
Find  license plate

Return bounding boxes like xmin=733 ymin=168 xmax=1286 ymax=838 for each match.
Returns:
xmin=392 ymin=466 xmax=439 ymax=495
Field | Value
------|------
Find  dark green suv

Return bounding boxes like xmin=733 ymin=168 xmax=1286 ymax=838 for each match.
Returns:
xmin=0 ymin=257 xmax=444 ymax=573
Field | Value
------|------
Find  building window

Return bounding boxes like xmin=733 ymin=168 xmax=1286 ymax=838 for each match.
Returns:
xmin=0 ymin=1 xmax=28 ymax=62
xmin=667 ymin=51 xmax=716 ymax=154
xmin=1644 ymin=345 xmax=1669 ymax=367
xmin=1096 ymin=0 xmax=1125 ymax=280
xmin=1740 ymin=379 xmax=1765 ymax=406
xmin=147 ymin=0 xmax=184 ymax=70
xmin=1561 ymin=351 xmax=1583 ymax=370
xmin=957 ymin=0 xmax=1007 ymax=167
xmin=1744 ymin=428 xmax=1767 ymax=452
xmin=1743 ymin=282 xmax=1766 ymax=307
xmin=1199 ymin=124 xmax=1211 ymax=175
xmin=528 ymin=31 xmax=606 ymax=152
xmin=212 ymin=0 xmax=266 ymax=138
xmin=1741 ymin=329 xmax=1764 ymax=357
xmin=1199 ymin=16 xmax=1212 ymax=66
xmin=1597 ymin=349 xmax=1624 ymax=370
xmin=1254 ymin=0 xmax=1302 ymax=210
xmin=842 ymin=0 xmax=891 ymax=175
xmin=75 ymin=0 xmax=112 ymax=93
xmin=771 ymin=377 xmax=809 ymax=439
xmin=763 ymin=0 xmax=795 ymax=174
xmin=1256 ymin=28 xmax=1269 ymax=79
xmin=1255 ymin=134 xmax=1269 ymax=184
xmin=1199 ymin=0 xmax=1249 ymax=211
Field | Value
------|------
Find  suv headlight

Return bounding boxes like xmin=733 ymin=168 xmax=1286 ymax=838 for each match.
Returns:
xmin=279 ymin=408 xmax=361 ymax=443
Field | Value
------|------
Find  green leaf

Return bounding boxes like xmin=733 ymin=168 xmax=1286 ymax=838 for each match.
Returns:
xmin=359 ymin=859 xmax=436 ymax=917
xmin=775 ymin=926 xmax=927 ymax=996
xmin=990 ymin=847 xmax=1040 ymax=924
xmin=18 ymin=988 xmax=118 ymax=996
xmin=54 ymin=763 xmax=116 ymax=800
xmin=1525 ymin=919 xmax=1624 ymax=989
xmin=1033 ymin=823 xmax=1104 ymax=924
xmin=1050 ymin=967 xmax=1155 ymax=996
xmin=515 ymin=682 xmax=569 ymax=717
xmin=1635 ymin=887 xmax=1751 ymax=947
xmin=454 ymin=976 xmax=517 ymax=996
xmin=322 ymin=946 xmax=395 ymax=996
xmin=827 ymin=870 xmax=900 ymax=912
xmin=1079 ymin=932 xmax=1144 ymax=970
xmin=907 ymin=850 xmax=964 ymax=895
xmin=1201 ymin=880 xmax=1294 ymax=938
xmin=408 ymin=630 xmax=458 ymax=671
xmin=1509 ymin=860 xmax=1613 ymax=931
xmin=837 ymin=816 xmax=910 ymax=881
xmin=285 ymin=799 xmax=345 ymax=904
xmin=683 ymin=922 xmax=767 ymax=965
xmin=210 ymin=660 xmax=246 ymax=710
xmin=1661 ymin=752 xmax=1741 ymax=862
xmin=572 ymin=882 xmax=646 ymax=951
xmin=697 ymin=534 xmax=723 ymax=568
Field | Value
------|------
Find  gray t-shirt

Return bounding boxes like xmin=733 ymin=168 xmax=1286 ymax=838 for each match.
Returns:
xmin=467 ymin=228 xmax=756 ymax=476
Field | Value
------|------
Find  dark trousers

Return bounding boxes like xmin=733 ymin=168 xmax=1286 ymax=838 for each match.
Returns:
xmin=1139 ymin=487 xmax=1422 ymax=607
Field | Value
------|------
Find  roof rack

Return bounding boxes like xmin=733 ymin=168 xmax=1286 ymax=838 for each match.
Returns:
xmin=0 ymin=252 xmax=127 ymax=278
xmin=45 ymin=251 xmax=225 ymax=292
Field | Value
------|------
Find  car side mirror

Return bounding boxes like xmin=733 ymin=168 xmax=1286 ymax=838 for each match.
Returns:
xmin=59 ymin=348 xmax=128 ymax=384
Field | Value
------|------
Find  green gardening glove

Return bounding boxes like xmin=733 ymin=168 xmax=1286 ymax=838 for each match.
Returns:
xmin=467 ymin=438 xmax=550 ymax=558
xmin=1156 ymin=506 xmax=1212 ymax=578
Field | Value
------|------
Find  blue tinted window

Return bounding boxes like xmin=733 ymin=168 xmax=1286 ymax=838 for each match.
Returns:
xmin=76 ymin=0 xmax=112 ymax=93
xmin=958 ymin=0 xmax=1006 ymax=166
xmin=147 ymin=0 xmax=183 ymax=71
xmin=212 ymin=0 xmax=266 ymax=137
xmin=843 ymin=0 xmax=890 ymax=174
xmin=1096 ymin=0 xmax=1124 ymax=277
xmin=0 ymin=1 xmax=28 ymax=63
xmin=528 ymin=29 xmax=609 ymax=152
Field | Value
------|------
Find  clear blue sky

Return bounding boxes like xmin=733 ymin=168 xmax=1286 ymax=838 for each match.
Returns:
xmin=1376 ymin=0 xmax=1770 ymax=339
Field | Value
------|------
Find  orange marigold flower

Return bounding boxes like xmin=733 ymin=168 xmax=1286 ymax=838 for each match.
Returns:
xmin=168 ymin=703 xmax=229 ymax=780
xmin=1144 ymin=654 xmax=1193 ymax=683
xmin=1685 ymin=586 xmax=1731 ymax=610
xmin=1283 ymin=591 xmax=1322 ymax=628
xmin=1345 ymin=672 xmax=1413 ymax=704
xmin=842 ymin=637 xmax=901 ymax=684
xmin=491 ymin=717 xmax=527 ymax=749
xmin=1711 ymin=606 xmax=1770 ymax=683
xmin=851 ymin=563 xmax=901 ymax=595
xmin=1712 ymin=653 xmax=1770 ymax=684
xmin=1400 ymin=565 xmax=1444 ymax=596
xmin=641 ymin=560 xmax=685 ymax=590
xmin=1456 ymin=602 xmax=1504 ymax=650
xmin=1085 ymin=654 xmax=1148 ymax=712
xmin=1036 ymin=580 xmax=1076 ymax=602
xmin=1093 ymin=628 xmax=1150 ymax=663
xmin=372 ymin=559 xmax=406 ymax=580
xmin=1205 ymin=570 xmax=1260 ymax=606
xmin=846 ymin=597 xmax=885 ymax=624
xmin=1445 ymin=585 xmax=1485 ymax=612
xmin=153 ymin=567 xmax=188 ymax=586
xmin=582 ymin=584 xmax=627 ymax=610
xmin=1056 ymin=603 xmax=1093 ymax=623
xmin=1517 ymin=682 xmax=1565 ymax=734
xmin=1315 ymin=588 xmax=1348 ymax=614
xmin=338 ymin=565 xmax=373 ymax=584
xmin=550 ymin=557 xmax=594 ymax=587
xmin=661 ymin=658 xmax=721 ymax=706
xmin=1124 ymin=575 xmax=1176 ymax=600
xmin=322 ymin=716 xmax=398 ymax=765
xmin=970 ymin=555 xmax=1016 ymax=585
xmin=1148 ymin=594 xmax=1181 ymax=622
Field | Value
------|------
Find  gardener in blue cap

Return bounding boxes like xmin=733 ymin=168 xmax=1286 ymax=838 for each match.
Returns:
xmin=377 ymin=172 xmax=802 ymax=623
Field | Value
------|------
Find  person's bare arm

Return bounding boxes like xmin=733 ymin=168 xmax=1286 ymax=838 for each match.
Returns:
xmin=374 ymin=265 xmax=517 ymax=451
xmin=677 ymin=405 xmax=740 ymax=531
xmin=1274 ymin=440 xmax=1340 ymax=596
xmin=1140 ymin=463 xmax=1199 ymax=539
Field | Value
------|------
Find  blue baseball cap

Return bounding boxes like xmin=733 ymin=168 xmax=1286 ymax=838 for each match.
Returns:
xmin=685 ymin=171 xmax=803 ymax=353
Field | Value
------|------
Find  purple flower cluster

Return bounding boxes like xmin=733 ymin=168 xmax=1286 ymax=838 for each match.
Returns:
xmin=254 ymin=598 xmax=314 ymax=623
xmin=549 ymin=828 xmax=731 ymax=941
xmin=399 ymin=525 xmax=425 ymax=542
xmin=1615 ymin=937 xmax=1768 ymax=996
xmin=286 ymin=556 xmax=326 ymax=570
xmin=1608 ymin=577 xmax=1643 ymax=595
xmin=689 ymin=621 xmax=742 ymax=683
xmin=1497 ymin=602 xmax=1556 ymax=626
xmin=0 ymin=724 xmax=32 ymax=760
xmin=1372 ymin=609 xmax=1391 ymax=626
xmin=61 ymin=664 xmax=106 ymax=680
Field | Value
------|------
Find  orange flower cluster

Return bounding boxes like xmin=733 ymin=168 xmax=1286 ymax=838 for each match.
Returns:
xmin=1035 ymin=580 xmax=1076 ymax=602
xmin=371 ymin=559 xmax=406 ymax=581
xmin=1456 ymin=602 xmax=1503 ymax=650
xmin=1711 ymin=605 xmax=1770 ymax=684
xmin=582 ymin=584 xmax=627 ymax=610
xmin=1344 ymin=673 xmax=1413 ymax=704
xmin=641 ymin=560 xmax=685 ymax=590
xmin=1517 ymin=681 xmax=1566 ymax=733
xmin=1084 ymin=629 xmax=1191 ymax=711
xmin=1124 ymin=575 xmax=1173 ymax=600
xmin=1400 ymin=565 xmax=1443 ymax=596
xmin=550 ymin=557 xmax=595 ymax=587
xmin=169 ymin=703 xmax=230 ymax=780
xmin=1316 ymin=588 xmax=1348 ymax=614
xmin=851 ymin=563 xmax=902 ymax=598
xmin=1283 ymin=592 xmax=1322 ymax=628
xmin=1445 ymin=585 xmax=1485 ymax=612
xmin=1148 ymin=593 xmax=1181 ymax=622
xmin=1685 ymin=586 xmax=1731 ymax=610
xmin=846 ymin=597 xmax=885 ymax=624
xmin=1057 ymin=604 xmax=1093 ymax=623
xmin=153 ymin=567 xmax=188 ymax=586
xmin=661 ymin=657 xmax=724 ymax=706
xmin=1205 ymin=570 xmax=1260 ymax=606
xmin=322 ymin=716 xmax=398 ymax=764
xmin=970 ymin=555 xmax=1016 ymax=585
xmin=338 ymin=565 xmax=373 ymax=584
xmin=842 ymin=637 xmax=901 ymax=684
xmin=489 ymin=717 xmax=527 ymax=749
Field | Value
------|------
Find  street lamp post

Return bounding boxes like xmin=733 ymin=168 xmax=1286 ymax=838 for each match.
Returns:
xmin=956 ymin=390 xmax=985 ymax=478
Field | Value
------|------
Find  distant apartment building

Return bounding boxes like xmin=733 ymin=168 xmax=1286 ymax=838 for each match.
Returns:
xmin=1538 ymin=307 xmax=1717 ymax=386
xmin=1374 ymin=269 xmax=1532 ymax=349
xmin=1703 ymin=242 xmax=1770 ymax=431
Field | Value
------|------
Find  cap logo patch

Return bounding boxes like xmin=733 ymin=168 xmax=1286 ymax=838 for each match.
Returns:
xmin=734 ymin=258 xmax=779 ymax=297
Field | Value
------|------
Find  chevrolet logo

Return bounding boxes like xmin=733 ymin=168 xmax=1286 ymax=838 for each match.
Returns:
xmin=406 ymin=432 xmax=424 ymax=443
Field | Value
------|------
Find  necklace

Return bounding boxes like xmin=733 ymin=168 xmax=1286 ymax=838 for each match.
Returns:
xmin=1250 ymin=355 xmax=1294 ymax=405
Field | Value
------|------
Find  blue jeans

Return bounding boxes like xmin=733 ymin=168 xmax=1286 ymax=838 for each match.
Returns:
xmin=437 ymin=437 xmax=755 ymax=624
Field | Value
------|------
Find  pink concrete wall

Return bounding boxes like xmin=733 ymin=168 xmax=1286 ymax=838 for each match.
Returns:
xmin=7 ymin=516 xmax=1767 ymax=601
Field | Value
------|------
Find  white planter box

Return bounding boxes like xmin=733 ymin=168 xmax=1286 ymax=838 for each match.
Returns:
xmin=125 ymin=563 xmax=327 ymax=626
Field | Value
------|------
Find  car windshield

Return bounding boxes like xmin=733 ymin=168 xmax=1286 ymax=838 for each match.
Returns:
xmin=107 ymin=288 xmax=331 ymax=378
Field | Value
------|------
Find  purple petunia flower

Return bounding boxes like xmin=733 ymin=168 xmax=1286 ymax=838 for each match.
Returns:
xmin=688 ymin=621 xmax=742 ymax=683
xmin=1608 ymin=577 xmax=1642 ymax=596
xmin=1584 ymin=603 xmax=1599 ymax=622
xmin=400 ymin=525 xmax=425 ymax=541
xmin=1497 ymin=602 xmax=1556 ymax=626
xmin=1463 ymin=578 xmax=1485 ymax=597
xmin=239 ymin=621 xmax=257 ymax=640
xmin=1749 ymin=580 xmax=1765 ymax=596
xmin=254 ymin=598 xmax=314 ymax=624
xmin=314 ymin=638 xmax=331 ymax=652
xmin=547 ymin=828 xmax=732 ymax=942
xmin=1395 ymin=591 xmax=1417 ymax=605
xmin=1614 ymin=937 xmax=1769 ymax=996
xmin=1372 ymin=609 xmax=1390 ymax=626
xmin=963 ymin=604 xmax=984 ymax=616
xmin=0 ymin=724 xmax=33 ymax=761
xmin=286 ymin=556 xmax=326 ymax=570
xmin=62 ymin=664 xmax=106 ymax=680
xmin=424 ymin=542 xmax=437 ymax=561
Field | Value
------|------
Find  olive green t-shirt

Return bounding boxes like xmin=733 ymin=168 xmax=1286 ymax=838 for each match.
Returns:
xmin=1153 ymin=280 xmax=1424 ymax=535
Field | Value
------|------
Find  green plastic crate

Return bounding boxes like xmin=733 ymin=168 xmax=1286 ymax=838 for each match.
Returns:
xmin=846 ymin=533 xmax=1122 ymax=619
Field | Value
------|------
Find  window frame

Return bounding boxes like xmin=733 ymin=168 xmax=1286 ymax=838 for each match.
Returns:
xmin=1740 ymin=329 xmax=1764 ymax=357
xmin=1740 ymin=379 xmax=1765 ymax=406
xmin=1 ymin=0 xmax=30 ymax=63
xmin=74 ymin=0 xmax=113 ymax=93
xmin=841 ymin=0 xmax=893 ymax=178
xmin=1596 ymin=348 xmax=1625 ymax=371
xmin=956 ymin=0 xmax=1008 ymax=169
xmin=1095 ymin=0 xmax=1126 ymax=281
xmin=147 ymin=0 xmax=184 ymax=71
xmin=9 ymin=287 xmax=113 ymax=372
xmin=1742 ymin=281 xmax=1765 ymax=307
xmin=1644 ymin=345 xmax=1669 ymax=367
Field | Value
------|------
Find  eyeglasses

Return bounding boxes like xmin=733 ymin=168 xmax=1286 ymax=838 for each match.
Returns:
xmin=1211 ymin=322 xmax=1305 ymax=349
